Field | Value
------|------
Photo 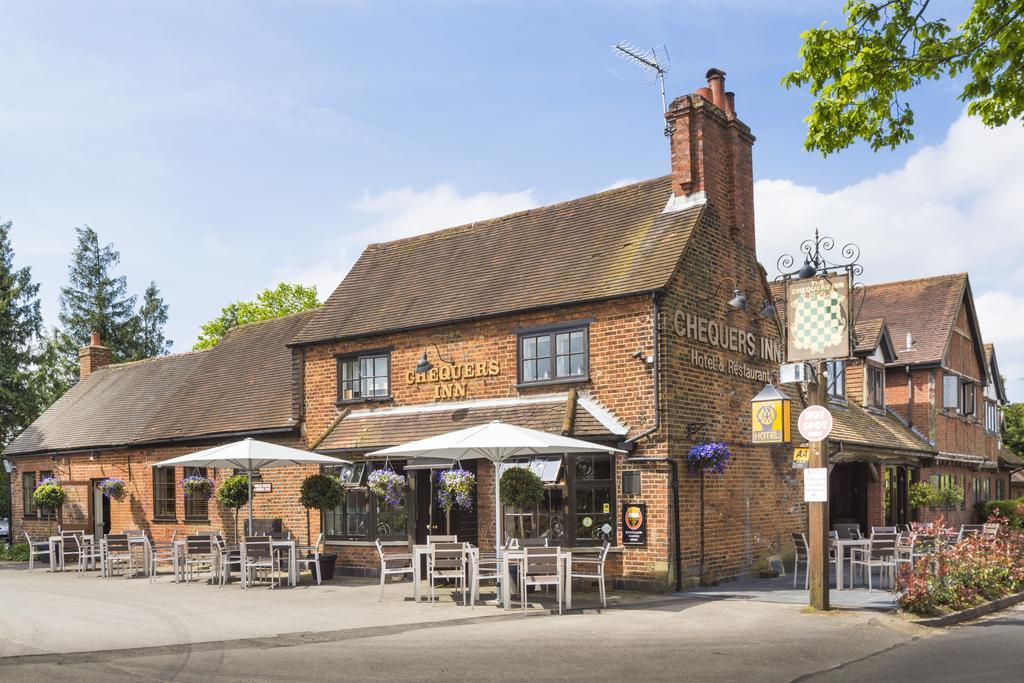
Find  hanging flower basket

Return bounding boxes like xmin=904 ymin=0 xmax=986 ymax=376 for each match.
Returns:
xmin=437 ymin=468 xmax=476 ymax=512
xmin=98 ymin=477 xmax=126 ymax=501
xmin=686 ymin=442 xmax=733 ymax=477
xmin=368 ymin=469 xmax=406 ymax=508
xmin=32 ymin=477 xmax=66 ymax=511
xmin=181 ymin=475 xmax=214 ymax=500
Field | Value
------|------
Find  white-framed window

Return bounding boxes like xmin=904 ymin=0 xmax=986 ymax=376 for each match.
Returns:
xmin=942 ymin=372 xmax=976 ymax=416
xmin=985 ymin=401 xmax=1002 ymax=433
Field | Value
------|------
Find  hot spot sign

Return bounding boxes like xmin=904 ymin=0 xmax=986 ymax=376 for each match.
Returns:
xmin=750 ymin=384 xmax=791 ymax=444
xmin=798 ymin=406 xmax=833 ymax=443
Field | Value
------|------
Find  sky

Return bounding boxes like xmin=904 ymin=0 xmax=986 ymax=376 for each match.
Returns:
xmin=1 ymin=1 xmax=1020 ymax=399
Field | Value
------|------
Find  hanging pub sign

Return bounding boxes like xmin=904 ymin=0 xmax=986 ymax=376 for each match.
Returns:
xmin=622 ymin=503 xmax=647 ymax=546
xmin=750 ymin=384 xmax=791 ymax=444
xmin=785 ymin=273 xmax=851 ymax=362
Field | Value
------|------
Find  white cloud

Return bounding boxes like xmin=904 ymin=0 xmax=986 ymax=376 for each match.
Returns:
xmin=274 ymin=184 xmax=538 ymax=300
xmin=755 ymin=113 xmax=1024 ymax=400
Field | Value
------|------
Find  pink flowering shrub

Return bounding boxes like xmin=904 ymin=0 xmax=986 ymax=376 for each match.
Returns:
xmin=897 ymin=516 xmax=1024 ymax=615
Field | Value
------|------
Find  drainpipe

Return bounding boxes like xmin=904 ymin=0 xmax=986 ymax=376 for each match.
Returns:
xmin=623 ymin=292 xmax=683 ymax=593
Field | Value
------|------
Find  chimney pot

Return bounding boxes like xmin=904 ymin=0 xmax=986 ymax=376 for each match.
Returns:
xmin=90 ymin=330 xmax=101 ymax=347
xmin=705 ymin=68 xmax=726 ymax=109
xmin=695 ymin=86 xmax=713 ymax=102
xmin=724 ymin=92 xmax=736 ymax=118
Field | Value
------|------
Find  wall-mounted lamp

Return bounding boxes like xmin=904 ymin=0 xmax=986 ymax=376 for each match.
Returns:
xmin=415 ymin=342 xmax=456 ymax=374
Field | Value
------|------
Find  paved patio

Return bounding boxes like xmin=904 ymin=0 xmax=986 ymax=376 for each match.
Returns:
xmin=0 ymin=561 xmax=660 ymax=658
xmin=678 ymin=570 xmax=898 ymax=612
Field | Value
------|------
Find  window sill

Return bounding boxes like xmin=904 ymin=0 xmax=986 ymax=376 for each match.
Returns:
xmin=516 ymin=376 xmax=590 ymax=390
xmin=336 ymin=396 xmax=393 ymax=408
xmin=185 ymin=518 xmax=211 ymax=524
xmin=152 ymin=518 xmax=179 ymax=524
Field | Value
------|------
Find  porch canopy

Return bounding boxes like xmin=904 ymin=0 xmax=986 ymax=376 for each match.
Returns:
xmin=151 ymin=438 xmax=350 ymax=532
xmin=369 ymin=420 xmax=625 ymax=552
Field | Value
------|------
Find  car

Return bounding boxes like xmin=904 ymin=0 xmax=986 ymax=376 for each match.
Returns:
xmin=0 ymin=518 xmax=9 ymax=537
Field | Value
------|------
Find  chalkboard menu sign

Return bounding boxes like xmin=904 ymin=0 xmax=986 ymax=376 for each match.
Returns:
xmin=621 ymin=503 xmax=647 ymax=546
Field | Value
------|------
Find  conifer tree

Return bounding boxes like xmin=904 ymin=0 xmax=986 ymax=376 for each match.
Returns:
xmin=130 ymin=281 xmax=171 ymax=360
xmin=0 ymin=220 xmax=44 ymax=449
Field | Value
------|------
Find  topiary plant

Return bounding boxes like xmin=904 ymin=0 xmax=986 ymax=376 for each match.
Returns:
xmin=300 ymin=473 xmax=344 ymax=546
xmin=908 ymin=481 xmax=940 ymax=509
xmin=500 ymin=467 xmax=544 ymax=540
xmin=216 ymin=474 xmax=251 ymax=542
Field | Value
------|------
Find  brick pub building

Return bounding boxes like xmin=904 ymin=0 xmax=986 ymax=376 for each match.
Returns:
xmin=4 ymin=68 xmax=1015 ymax=590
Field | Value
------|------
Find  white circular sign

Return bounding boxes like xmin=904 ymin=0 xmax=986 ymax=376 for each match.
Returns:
xmin=798 ymin=406 xmax=833 ymax=442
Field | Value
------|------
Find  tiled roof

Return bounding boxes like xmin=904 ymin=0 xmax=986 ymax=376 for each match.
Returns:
xmin=827 ymin=402 xmax=934 ymax=455
xmin=315 ymin=394 xmax=626 ymax=452
xmin=3 ymin=310 xmax=317 ymax=457
xmin=998 ymin=449 xmax=1024 ymax=468
xmin=853 ymin=318 xmax=885 ymax=355
xmin=859 ymin=273 xmax=968 ymax=366
xmin=3 ymin=351 xmax=205 ymax=456
xmin=292 ymin=176 xmax=702 ymax=345
xmin=984 ymin=344 xmax=1008 ymax=403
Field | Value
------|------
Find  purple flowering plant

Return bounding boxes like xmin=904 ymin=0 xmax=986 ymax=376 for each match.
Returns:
xmin=686 ymin=442 xmax=733 ymax=476
xmin=436 ymin=468 xmax=476 ymax=512
xmin=98 ymin=477 xmax=126 ymax=501
xmin=180 ymin=475 xmax=214 ymax=499
xmin=368 ymin=468 xmax=406 ymax=508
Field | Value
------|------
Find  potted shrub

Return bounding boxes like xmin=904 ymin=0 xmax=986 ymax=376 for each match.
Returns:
xmin=299 ymin=473 xmax=342 ymax=581
xmin=181 ymin=474 xmax=214 ymax=500
xmin=499 ymin=467 xmax=544 ymax=540
xmin=215 ymin=474 xmax=250 ymax=544
xmin=368 ymin=468 xmax=406 ymax=508
xmin=98 ymin=477 xmax=126 ymax=502
xmin=437 ymin=468 xmax=476 ymax=513
xmin=32 ymin=477 xmax=65 ymax=535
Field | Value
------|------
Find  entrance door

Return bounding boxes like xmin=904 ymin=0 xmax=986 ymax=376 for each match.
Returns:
xmin=414 ymin=462 xmax=479 ymax=546
xmin=885 ymin=466 xmax=909 ymax=527
xmin=91 ymin=480 xmax=110 ymax=538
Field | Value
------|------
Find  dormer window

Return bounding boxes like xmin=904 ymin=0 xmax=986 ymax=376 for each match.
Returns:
xmin=866 ymin=365 xmax=885 ymax=409
xmin=825 ymin=360 xmax=845 ymax=400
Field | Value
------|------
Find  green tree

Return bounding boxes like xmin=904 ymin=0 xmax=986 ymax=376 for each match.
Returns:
xmin=783 ymin=1 xmax=1024 ymax=154
xmin=1003 ymin=403 xmax=1024 ymax=458
xmin=55 ymin=226 xmax=141 ymax=371
xmin=194 ymin=283 xmax=319 ymax=350
xmin=130 ymin=281 xmax=171 ymax=360
xmin=0 ymin=220 xmax=44 ymax=449
xmin=31 ymin=328 xmax=77 ymax=411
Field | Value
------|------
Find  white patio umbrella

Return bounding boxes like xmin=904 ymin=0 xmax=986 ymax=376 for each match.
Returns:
xmin=150 ymin=438 xmax=350 ymax=534
xmin=369 ymin=421 xmax=625 ymax=553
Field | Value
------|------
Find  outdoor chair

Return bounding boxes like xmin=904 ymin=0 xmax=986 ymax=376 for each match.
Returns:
xmin=570 ymin=540 xmax=611 ymax=608
xmin=60 ymin=530 xmax=83 ymax=571
xmin=375 ymin=539 xmax=414 ymax=602
xmin=103 ymin=534 xmax=134 ymax=578
xmin=870 ymin=526 xmax=897 ymax=534
xmin=426 ymin=535 xmax=457 ymax=544
xmin=982 ymin=523 xmax=1000 ymax=539
xmin=520 ymin=546 xmax=563 ymax=614
xmin=242 ymin=536 xmax=279 ymax=589
xmin=832 ymin=523 xmax=860 ymax=540
xmin=184 ymin=535 xmax=216 ymax=584
xmin=428 ymin=542 xmax=468 ymax=606
xmin=849 ymin=533 xmax=898 ymax=590
xmin=958 ymin=525 xmax=984 ymax=542
xmin=909 ymin=534 xmax=936 ymax=565
xmin=74 ymin=534 xmax=102 ymax=575
xmin=470 ymin=547 xmax=506 ymax=607
xmin=23 ymin=532 xmax=50 ymax=571
xmin=147 ymin=530 xmax=177 ymax=581
xmin=791 ymin=533 xmax=838 ymax=589
xmin=295 ymin=532 xmax=323 ymax=585
xmin=212 ymin=537 xmax=241 ymax=587
xmin=895 ymin=533 xmax=914 ymax=569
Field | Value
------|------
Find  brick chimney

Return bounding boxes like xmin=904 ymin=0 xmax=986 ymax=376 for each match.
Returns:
xmin=79 ymin=331 xmax=113 ymax=379
xmin=664 ymin=68 xmax=756 ymax=252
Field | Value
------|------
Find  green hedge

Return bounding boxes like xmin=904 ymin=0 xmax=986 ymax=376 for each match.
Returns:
xmin=982 ymin=498 xmax=1024 ymax=528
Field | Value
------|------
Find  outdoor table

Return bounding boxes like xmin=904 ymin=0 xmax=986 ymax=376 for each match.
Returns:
xmin=832 ymin=538 xmax=869 ymax=591
xmin=48 ymin=534 xmax=96 ymax=572
xmin=235 ymin=539 xmax=298 ymax=588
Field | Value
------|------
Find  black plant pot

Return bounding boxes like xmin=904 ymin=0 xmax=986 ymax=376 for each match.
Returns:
xmin=317 ymin=553 xmax=337 ymax=581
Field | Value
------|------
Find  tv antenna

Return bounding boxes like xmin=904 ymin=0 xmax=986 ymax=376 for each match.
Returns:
xmin=612 ymin=42 xmax=671 ymax=136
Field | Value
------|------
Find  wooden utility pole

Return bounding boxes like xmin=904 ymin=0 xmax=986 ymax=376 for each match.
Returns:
xmin=807 ymin=358 xmax=830 ymax=610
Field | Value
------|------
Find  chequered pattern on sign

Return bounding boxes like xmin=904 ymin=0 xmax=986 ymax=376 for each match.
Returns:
xmin=791 ymin=290 xmax=846 ymax=353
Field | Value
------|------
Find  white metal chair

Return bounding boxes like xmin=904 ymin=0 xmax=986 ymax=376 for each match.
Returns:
xmin=212 ymin=536 xmax=241 ymax=587
xmin=74 ymin=534 xmax=102 ymax=574
xmin=184 ymin=535 xmax=216 ymax=583
xmin=295 ymin=532 xmax=323 ymax=585
xmin=59 ymin=530 xmax=83 ymax=571
xmin=375 ymin=539 xmax=414 ymax=601
xmin=569 ymin=541 xmax=610 ymax=608
xmin=23 ymin=532 xmax=50 ymax=571
xmin=870 ymin=526 xmax=897 ymax=534
xmin=470 ymin=548 xmax=505 ymax=607
xmin=426 ymin=534 xmax=457 ymax=544
xmin=982 ymin=522 xmax=1000 ymax=539
xmin=103 ymin=534 xmax=134 ymax=578
xmin=791 ymin=533 xmax=839 ymax=589
xmin=429 ymin=542 xmax=468 ymax=606
xmin=147 ymin=530 xmax=177 ymax=581
xmin=242 ymin=536 xmax=280 ymax=589
xmin=520 ymin=546 xmax=563 ymax=614
xmin=958 ymin=525 xmax=984 ymax=542
xmin=849 ymin=533 xmax=898 ymax=590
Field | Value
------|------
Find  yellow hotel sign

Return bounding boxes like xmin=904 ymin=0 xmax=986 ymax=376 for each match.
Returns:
xmin=750 ymin=384 xmax=791 ymax=444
